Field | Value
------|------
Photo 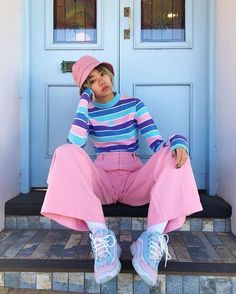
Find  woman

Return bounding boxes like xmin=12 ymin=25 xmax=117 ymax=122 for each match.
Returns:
xmin=41 ymin=55 xmax=203 ymax=286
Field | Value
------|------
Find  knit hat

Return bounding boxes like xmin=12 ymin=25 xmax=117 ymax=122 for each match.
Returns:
xmin=72 ymin=55 xmax=114 ymax=88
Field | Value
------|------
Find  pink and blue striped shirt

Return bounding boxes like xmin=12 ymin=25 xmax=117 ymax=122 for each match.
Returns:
xmin=68 ymin=90 xmax=188 ymax=154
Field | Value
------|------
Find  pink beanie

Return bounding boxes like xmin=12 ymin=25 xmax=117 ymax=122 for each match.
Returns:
xmin=72 ymin=55 xmax=114 ymax=88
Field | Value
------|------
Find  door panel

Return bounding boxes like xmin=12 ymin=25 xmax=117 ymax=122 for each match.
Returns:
xmin=30 ymin=0 xmax=207 ymax=188
xmin=120 ymin=0 xmax=207 ymax=188
xmin=30 ymin=0 xmax=119 ymax=186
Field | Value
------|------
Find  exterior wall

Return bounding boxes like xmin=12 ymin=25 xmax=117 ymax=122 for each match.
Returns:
xmin=0 ymin=1 xmax=21 ymax=230
xmin=216 ymin=0 xmax=236 ymax=234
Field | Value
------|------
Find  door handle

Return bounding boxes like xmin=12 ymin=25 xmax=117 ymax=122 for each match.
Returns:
xmin=124 ymin=7 xmax=131 ymax=39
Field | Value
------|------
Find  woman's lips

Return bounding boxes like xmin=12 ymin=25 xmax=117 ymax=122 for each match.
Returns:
xmin=101 ymin=86 xmax=109 ymax=91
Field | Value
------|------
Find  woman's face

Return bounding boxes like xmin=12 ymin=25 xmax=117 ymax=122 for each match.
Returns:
xmin=87 ymin=68 xmax=113 ymax=102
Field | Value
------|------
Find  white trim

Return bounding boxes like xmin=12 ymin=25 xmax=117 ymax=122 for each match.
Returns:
xmin=20 ymin=0 xmax=31 ymax=193
xmin=45 ymin=0 xmax=103 ymax=50
xmin=133 ymin=0 xmax=193 ymax=49
xmin=206 ymin=0 xmax=217 ymax=195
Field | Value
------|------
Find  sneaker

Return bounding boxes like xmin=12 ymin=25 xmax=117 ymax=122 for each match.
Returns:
xmin=90 ymin=229 xmax=121 ymax=284
xmin=130 ymin=231 xmax=171 ymax=286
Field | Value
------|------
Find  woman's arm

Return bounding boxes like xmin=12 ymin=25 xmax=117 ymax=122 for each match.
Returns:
xmin=67 ymin=88 xmax=93 ymax=147
xmin=135 ymin=98 xmax=189 ymax=153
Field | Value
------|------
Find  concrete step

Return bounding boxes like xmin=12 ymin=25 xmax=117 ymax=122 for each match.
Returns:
xmin=5 ymin=190 xmax=232 ymax=219
xmin=0 ymin=229 xmax=235 ymax=293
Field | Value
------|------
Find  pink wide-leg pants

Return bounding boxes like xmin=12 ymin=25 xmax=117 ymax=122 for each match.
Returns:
xmin=41 ymin=144 xmax=203 ymax=233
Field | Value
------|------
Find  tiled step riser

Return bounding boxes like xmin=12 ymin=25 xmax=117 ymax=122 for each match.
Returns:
xmin=5 ymin=216 xmax=231 ymax=233
xmin=0 ymin=272 xmax=235 ymax=294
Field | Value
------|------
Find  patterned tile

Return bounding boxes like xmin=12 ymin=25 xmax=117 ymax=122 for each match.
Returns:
xmin=215 ymin=276 xmax=232 ymax=294
xmin=36 ymin=272 xmax=52 ymax=290
xmin=190 ymin=219 xmax=203 ymax=231
xmin=166 ymin=275 xmax=182 ymax=294
xmin=179 ymin=219 xmax=190 ymax=231
xmin=225 ymin=219 xmax=231 ymax=232
xmin=0 ymin=272 xmax=4 ymax=287
xmin=132 ymin=218 xmax=144 ymax=230
xmin=5 ymin=216 xmax=16 ymax=229
xmin=202 ymin=219 xmax=214 ymax=232
xmin=53 ymin=272 xmax=68 ymax=291
xmin=19 ymin=272 xmax=36 ymax=289
xmin=150 ymin=275 xmax=166 ymax=294
xmin=4 ymin=272 xmax=20 ymax=288
xmin=108 ymin=217 xmax=120 ymax=233
xmin=85 ymin=273 xmax=100 ymax=293
xmin=214 ymin=219 xmax=226 ymax=232
xmin=16 ymin=216 xmax=28 ymax=229
xmin=40 ymin=217 xmax=51 ymax=229
xmin=200 ymin=276 xmax=216 ymax=294
xmin=133 ymin=274 xmax=149 ymax=293
xmin=117 ymin=273 xmax=133 ymax=294
xmin=101 ymin=277 xmax=117 ymax=294
xmin=120 ymin=217 xmax=132 ymax=230
xmin=143 ymin=218 xmax=147 ymax=230
xmin=68 ymin=273 xmax=84 ymax=292
xmin=28 ymin=216 xmax=40 ymax=229
xmin=232 ymin=277 xmax=236 ymax=294
xmin=183 ymin=276 xmax=199 ymax=294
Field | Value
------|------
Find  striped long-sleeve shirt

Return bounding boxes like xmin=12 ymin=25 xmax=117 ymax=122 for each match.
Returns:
xmin=68 ymin=91 xmax=188 ymax=154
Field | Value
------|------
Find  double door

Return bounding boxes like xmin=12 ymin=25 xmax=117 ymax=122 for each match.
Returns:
xmin=30 ymin=0 xmax=207 ymax=188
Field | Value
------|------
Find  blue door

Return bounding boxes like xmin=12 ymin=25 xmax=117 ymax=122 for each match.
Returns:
xmin=30 ymin=0 xmax=207 ymax=188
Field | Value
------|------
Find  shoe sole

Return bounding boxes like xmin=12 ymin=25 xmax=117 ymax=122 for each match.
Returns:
xmin=96 ymin=244 xmax=122 ymax=284
xmin=130 ymin=242 xmax=157 ymax=287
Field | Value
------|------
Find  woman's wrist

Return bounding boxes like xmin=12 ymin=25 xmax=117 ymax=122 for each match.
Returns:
xmin=169 ymin=134 xmax=189 ymax=153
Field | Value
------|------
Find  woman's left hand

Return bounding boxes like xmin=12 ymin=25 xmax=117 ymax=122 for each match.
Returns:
xmin=172 ymin=148 xmax=188 ymax=168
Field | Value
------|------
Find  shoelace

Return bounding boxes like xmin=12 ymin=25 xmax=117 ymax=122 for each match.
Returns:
xmin=148 ymin=233 xmax=171 ymax=267
xmin=90 ymin=232 xmax=116 ymax=261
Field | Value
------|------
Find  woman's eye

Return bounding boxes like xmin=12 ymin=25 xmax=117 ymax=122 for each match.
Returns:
xmin=101 ymin=72 xmax=105 ymax=76
xmin=90 ymin=79 xmax=95 ymax=84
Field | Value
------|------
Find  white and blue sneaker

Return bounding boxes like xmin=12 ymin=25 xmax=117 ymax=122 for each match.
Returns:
xmin=130 ymin=231 xmax=171 ymax=287
xmin=90 ymin=229 xmax=121 ymax=284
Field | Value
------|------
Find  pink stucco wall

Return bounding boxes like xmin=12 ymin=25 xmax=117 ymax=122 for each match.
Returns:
xmin=216 ymin=0 xmax=236 ymax=234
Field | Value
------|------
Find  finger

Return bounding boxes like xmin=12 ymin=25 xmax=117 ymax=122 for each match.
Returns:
xmin=176 ymin=149 xmax=182 ymax=168
xmin=178 ymin=149 xmax=188 ymax=167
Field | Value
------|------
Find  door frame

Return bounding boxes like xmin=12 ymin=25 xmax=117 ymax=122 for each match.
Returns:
xmin=20 ymin=0 xmax=217 ymax=195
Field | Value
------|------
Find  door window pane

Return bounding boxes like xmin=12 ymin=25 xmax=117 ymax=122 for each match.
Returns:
xmin=141 ymin=0 xmax=185 ymax=42
xmin=54 ymin=0 xmax=97 ymax=43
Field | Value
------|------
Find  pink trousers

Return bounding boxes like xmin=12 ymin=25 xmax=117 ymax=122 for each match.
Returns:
xmin=41 ymin=144 xmax=203 ymax=233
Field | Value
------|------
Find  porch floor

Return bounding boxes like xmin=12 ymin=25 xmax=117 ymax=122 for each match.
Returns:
xmin=0 ymin=229 xmax=236 ymax=274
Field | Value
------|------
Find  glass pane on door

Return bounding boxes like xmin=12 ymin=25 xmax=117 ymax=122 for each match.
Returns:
xmin=141 ymin=0 xmax=185 ymax=42
xmin=54 ymin=0 xmax=97 ymax=43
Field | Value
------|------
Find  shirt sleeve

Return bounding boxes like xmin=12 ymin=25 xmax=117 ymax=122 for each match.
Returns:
xmin=67 ymin=90 xmax=92 ymax=147
xmin=135 ymin=98 xmax=189 ymax=153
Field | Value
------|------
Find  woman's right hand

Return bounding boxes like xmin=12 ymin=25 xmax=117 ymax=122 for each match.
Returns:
xmin=82 ymin=88 xmax=95 ymax=101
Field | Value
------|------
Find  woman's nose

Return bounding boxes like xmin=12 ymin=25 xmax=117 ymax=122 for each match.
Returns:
xmin=99 ymin=78 xmax=104 ymax=86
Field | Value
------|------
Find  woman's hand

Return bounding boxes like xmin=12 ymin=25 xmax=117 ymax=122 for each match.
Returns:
xmin=171 ymin=147 xmax=188 ymax=168
xmin=82 ymin=88 xmax=96 ymax=101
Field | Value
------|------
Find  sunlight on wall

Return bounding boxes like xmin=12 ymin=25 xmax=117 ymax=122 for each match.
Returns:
xmin=0 ymin=1 xmax=21 ymax=231
xmin=216 ymin=0 xmax=236 ymax=235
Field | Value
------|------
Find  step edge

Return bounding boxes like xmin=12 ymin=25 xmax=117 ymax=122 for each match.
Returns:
xmin=0 ymin=259 xmax=236 ymax=275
